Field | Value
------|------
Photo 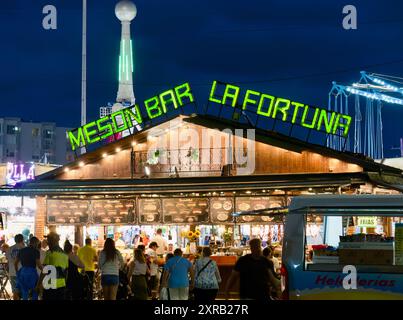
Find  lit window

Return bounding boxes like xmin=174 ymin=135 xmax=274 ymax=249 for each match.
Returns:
xmin=43 ymin=129 xmax=53 ymax=139
xmin=7 ymin=125 xmax=19 ymax=134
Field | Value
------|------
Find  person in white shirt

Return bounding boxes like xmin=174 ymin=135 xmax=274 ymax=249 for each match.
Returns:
xmin=146 ymin=242 xmax=160 ymax=300
xmin=128 ymin=248 xmax=149 ymax=300
xmin=98 ymin=238 xmax=124 ymax=300
xmin=150 ymin=229 xmax=168 ymax=256
xmin=5 ymin=234 xmax=25 ymax=300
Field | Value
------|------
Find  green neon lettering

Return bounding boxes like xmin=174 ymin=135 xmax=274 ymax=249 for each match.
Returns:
xmin=209 ymin=81 xmax=222 ymax=104
xmin=119 ymin=55 xmax=121 ymax=82
xmin=332 ymin=114 xmax=342 ymax=134
xmin=159 ymin=90 xmax=179 ymax=113
xmin=68 ymin=128 xmax=86 ymax=151
xmin=301 ymin=107 xmax=319 ymax=129
xmin=272 ymin=98 xmax=291 ymax=121
xmin=342 ymin=115 xmax=352 ymax=137
xmin=111 ymin=110 xmax=129 ymax=133
xmin=83 ymin=121 xmax=100 ymax=144
xmin=222 ymin=84 xmax=240 ymax=107
xmin=243 ymin=90 xmax=260 ymax=110
xmin=256 ymin=94 xmax=275 ymax=117
xmin=174 ymin=83 xmax=194 ymax=106
xmin=124 ymin=105 xmax=143 ymax=127
xmin=290 ymin=102 xmax=305 ymax=124
xmin=144 ymin=96 xmax=162 ymax=119
xmin=97 ymin=117 xmax=114 ymax=140
xmin=317 ymin=109 xmax=336 ymax=134
xmin=130 ymin=39 xmax=134 ymax=73
xmin=332 ymin=114 xmax=352 ymax=137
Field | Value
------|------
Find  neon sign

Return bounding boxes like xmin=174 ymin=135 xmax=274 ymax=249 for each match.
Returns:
xmin=6 ymin=162 xmax=35 ymax=186
xmin=68 ymin=82 xmax=194 ymax=151
xmin=67 ymin=81 xmax=352 ymax=151
xmin=209 ymin=81 xmax=352 ymax=137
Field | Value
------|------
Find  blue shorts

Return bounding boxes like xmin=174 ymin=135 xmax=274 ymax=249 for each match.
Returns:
xmin=101 ymin=275 xmax=119 ymax=286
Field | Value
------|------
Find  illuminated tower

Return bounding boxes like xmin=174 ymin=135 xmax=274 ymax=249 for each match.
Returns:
xmin=115 ymin=0 xmax=136 ymax=105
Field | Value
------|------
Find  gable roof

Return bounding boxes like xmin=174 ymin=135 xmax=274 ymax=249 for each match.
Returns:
xmin=184 ymin=114 xmax=402 ymax=174
xmin=35 ymin=113 xmax=402 ymax=181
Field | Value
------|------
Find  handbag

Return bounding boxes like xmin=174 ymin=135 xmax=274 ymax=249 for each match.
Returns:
xmin=196 ymin=259 xmax=212 ymax=280
xmin=190 ymin=259 xmax=213 ymax=300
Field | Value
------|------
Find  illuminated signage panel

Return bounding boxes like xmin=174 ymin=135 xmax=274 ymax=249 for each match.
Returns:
xmin=68 ymin=82 xmax=194 ymax=151
xmin=6 ymin=162 xmax=35 ymax=186
xmin=209 ymin=81 xmax=352 ymax=138
xmin=67 ymin=80 xmax=352 ymax=151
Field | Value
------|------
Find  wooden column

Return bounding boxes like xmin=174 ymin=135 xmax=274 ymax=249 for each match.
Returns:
xmin=35 ymin=196 xmax=46 ymax=240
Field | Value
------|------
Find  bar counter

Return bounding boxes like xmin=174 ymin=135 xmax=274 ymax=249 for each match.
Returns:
xmin=210 ymin=255 xmax=240 ymax=299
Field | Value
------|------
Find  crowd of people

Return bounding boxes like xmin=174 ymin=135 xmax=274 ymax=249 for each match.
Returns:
xmin=0 ymin=228 xmax=281 ymax=301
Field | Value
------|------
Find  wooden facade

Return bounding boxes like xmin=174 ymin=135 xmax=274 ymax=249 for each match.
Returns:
xmin=10 ymin=114 xmax=399 ymax=248
xmin=51 ymin=118 xmax=363 ymax=181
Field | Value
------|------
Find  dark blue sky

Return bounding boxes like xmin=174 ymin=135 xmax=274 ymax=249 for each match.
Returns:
xmin=2 ymin=0 xmax=403 ymax=157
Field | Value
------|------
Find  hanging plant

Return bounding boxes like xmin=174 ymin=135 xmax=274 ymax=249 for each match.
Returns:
xmin=147 ymin=149 xmax=160 ymax=165
xmin=191 ymin=149 xmax=199 ymax=162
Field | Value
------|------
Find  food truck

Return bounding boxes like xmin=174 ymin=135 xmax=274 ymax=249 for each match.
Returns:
xmin=281 ymin=195 xmax=403 ymax=300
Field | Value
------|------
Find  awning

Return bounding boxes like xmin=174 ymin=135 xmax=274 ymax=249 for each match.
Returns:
xmin=0 ymin=172 xmax=370 ymax=196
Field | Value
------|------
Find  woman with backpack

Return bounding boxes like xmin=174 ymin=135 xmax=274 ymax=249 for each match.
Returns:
xmin=127 ymin=248 xmax=149 ymax=300
xmin=193 ymin=247 xmax=221 ymax=302
xmin=98 ymin=238 xmax=124 ymax=300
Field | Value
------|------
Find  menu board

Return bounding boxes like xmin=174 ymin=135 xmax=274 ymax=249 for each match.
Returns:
xmin=395 ymin=223 xmax=403 ymax=266
xmin=138 ymin=198 xmax=162 ymax=224
xmin=162 ymin=198 xmax=209 ymax=224
xmin=210 ymin=197 xmax=234 ymax=223
xmin=47 ymin=199 xmax=89 ymax=224
xmin=235 ymin=196 xmax=285 ymax=223
xmin=92 ymin=199 xmax=135 ymax=224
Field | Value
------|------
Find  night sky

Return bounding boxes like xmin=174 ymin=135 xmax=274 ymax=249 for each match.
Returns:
xmin=2 ymin=0 xmax=403 ymax=157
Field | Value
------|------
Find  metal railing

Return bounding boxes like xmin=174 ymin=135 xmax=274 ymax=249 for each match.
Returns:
xmin=132 ymin=147 xmax=247 ymax=175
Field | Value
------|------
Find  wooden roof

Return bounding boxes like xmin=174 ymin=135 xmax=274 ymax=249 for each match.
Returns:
xmin=34 ymin=114 xmax=402 ymax=181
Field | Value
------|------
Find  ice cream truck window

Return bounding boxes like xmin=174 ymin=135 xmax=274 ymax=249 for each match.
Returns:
xmin=304 ymin=213 xmax=403 ymax=272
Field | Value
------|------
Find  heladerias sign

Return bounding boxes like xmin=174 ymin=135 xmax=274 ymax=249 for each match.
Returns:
xmin=68 ymin=81 xmax=352 ymax=151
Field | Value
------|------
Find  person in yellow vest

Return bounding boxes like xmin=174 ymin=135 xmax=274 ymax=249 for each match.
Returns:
xmin=37 ymin=232 xmax=69 ymax=300
xmin=78 ymin=238 xmax=98 ymax=300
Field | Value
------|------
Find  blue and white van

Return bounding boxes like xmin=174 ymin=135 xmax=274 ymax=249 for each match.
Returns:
xmin=281 ymin=195 xmax=403 ymax=299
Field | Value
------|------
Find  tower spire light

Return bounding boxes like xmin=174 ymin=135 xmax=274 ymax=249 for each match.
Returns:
xmin=115 ymin=0 xmax=136 ymax=105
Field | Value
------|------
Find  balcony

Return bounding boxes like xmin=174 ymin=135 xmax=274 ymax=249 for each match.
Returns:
xmin=131 ymin=147 xmax=246 ymax=177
